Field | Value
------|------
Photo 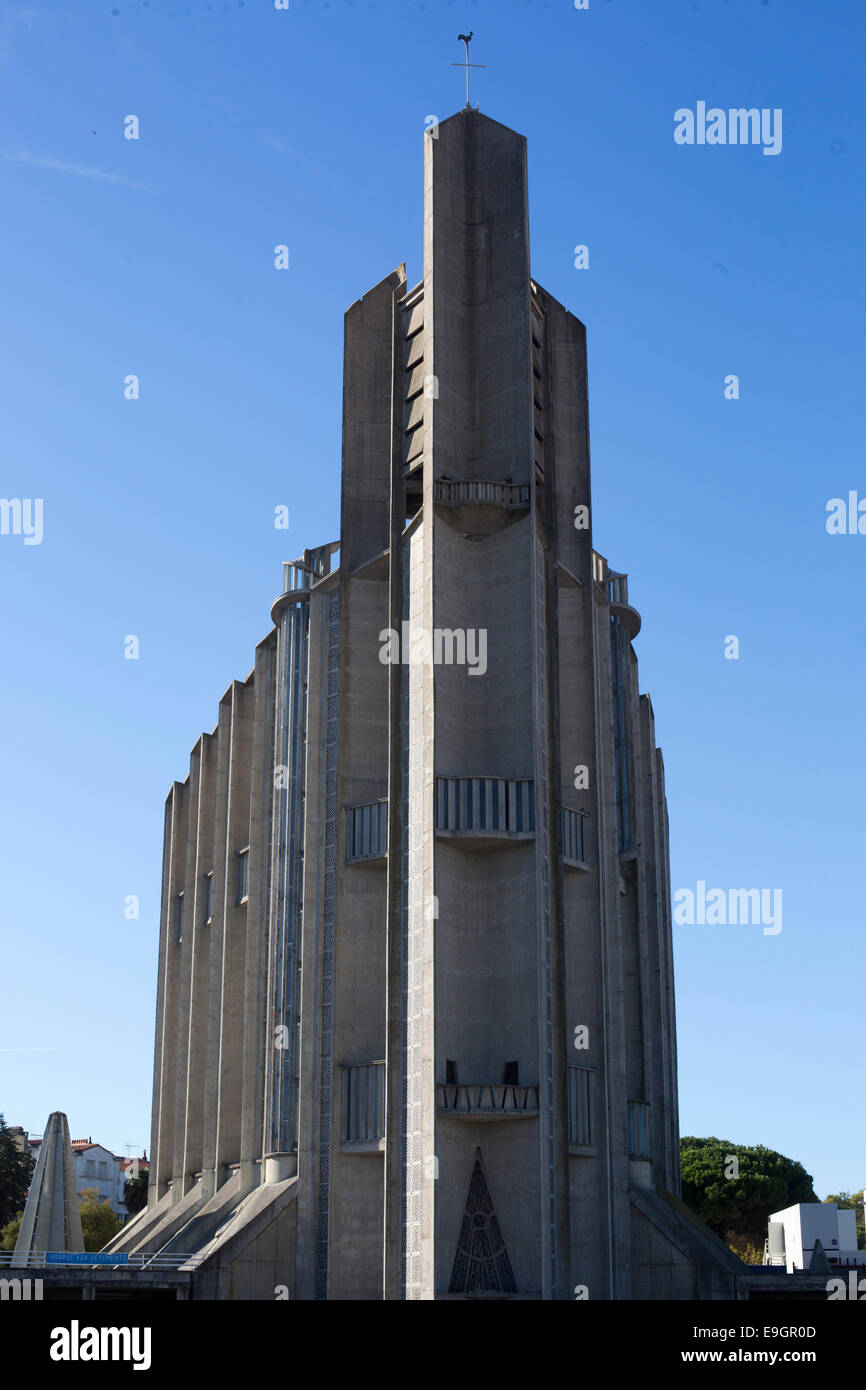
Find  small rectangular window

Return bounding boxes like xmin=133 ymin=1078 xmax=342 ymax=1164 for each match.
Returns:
xmin=561 ymin=808 xmax=587 ymax=865
xmin=627 ymin=1101 xmax=650 ymax=1159
xmin=345 ymin=803 xmax=388 ymax=862
xmin=341 ymin=1062 xmax=386 ymax=1144
xmin=568 ymin=1066 xmax=593 ymax=1147
xmin=175 ymin=890 xmax=184 ymax=944
xmin=203 ymin=871 xmax=214 ymax=925
xmin=237 ymin=848 xmax=250 ymax=905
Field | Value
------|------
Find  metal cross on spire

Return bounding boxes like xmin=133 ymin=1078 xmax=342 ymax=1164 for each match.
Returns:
xmin=450 ymin=31 xmax=485 ymax=109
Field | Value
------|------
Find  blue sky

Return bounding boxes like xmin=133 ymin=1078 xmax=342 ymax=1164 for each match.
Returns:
xmin=1 ymin=0 xmax=863 ymax=1201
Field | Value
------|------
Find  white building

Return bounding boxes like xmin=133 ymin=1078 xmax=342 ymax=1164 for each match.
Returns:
xmin=73 ymin=1142 xmax=128 ymax=1218
xmin=29 ymin=1137 xmax=131 ymax=1221
xmin=766 ymin=1203 xmax=862 ymax=1272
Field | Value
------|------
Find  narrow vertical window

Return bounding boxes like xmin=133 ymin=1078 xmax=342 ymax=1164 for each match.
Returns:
xmin=610 ymin=614 xmax=633 ymax=853
xmin=567 ymin=1066 xmax=593 ymax=1147
xmin=627 ymin=1101 xmax=650 ymax=1158
xmin=175 ymin=890 xmax=184 ymax=944
xmin=203 ymin=871 xmax=214 ymax=925
xmin=237 ymin=847 xmax=250 ymax=905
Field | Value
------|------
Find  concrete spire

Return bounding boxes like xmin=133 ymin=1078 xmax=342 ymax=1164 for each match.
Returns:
xmin=13 ymin=1112 xmax=84 ymax=1258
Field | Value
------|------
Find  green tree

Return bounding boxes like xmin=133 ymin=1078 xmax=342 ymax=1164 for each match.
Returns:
xmin=727 ymin=1235 xmax=766 ymax=1265
xmin=823 ymin=1191 xmax=866 ymax=1249
xmin=0 ymin=1214 xmax=23 ymax=1250
xmin=0 ymin=1114 xmax=35 ymax=1228
xmin=680 ymin=1137 xmax=818 ymax=1245
xmin=79 ymin=1187 xmax=122 ymax=1252
xmin=123 ymin=1173 xmax=149 ymax=1216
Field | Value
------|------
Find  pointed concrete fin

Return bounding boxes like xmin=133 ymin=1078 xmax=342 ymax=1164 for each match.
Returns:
xmin=448 ymin=1147 xmax=517 ymax=1294
xmin=347 ymin=264 xmax=406 ymax=315
xmin=13 ymin=1111 xmax=84 ymax=1257
xmin=808 ymin=1237 xmax=831 ymax=1274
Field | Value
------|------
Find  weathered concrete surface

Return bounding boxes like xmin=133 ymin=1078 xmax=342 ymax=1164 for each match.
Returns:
xmin=14 ymin=1112 xmax=83 ymax=1259
xmin=118 ymin=108 xmax=741 ymax=1301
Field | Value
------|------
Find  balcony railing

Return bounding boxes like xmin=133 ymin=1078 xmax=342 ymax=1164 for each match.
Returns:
xmin=437 ymin=1084 xmax=539 ymax=1116
xmin=434 ymin=480 xmax=530 ymax=508
xmin=593 ymin=550 xmax=640 ymax=638
xmin=271 ymin=542 xmax=340 ymax=624
xmin=608 ymin=573 xmax=629 ymax=606
xmin=0 ymin=1251 xmax=205 ymax=1270
xmin=280 ymin=543 xmax=340 ymax=595
xmin=435 ymin=777 xmax=534 ymax=835
xmin=345 ymin=801 xmax=388 ymax=862
xmin=592 ymin=551 xmax=629 ymax=603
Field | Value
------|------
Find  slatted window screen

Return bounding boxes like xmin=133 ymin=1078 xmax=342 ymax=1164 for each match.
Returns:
xmin=345 ymin=802 xmax=388 ymax=862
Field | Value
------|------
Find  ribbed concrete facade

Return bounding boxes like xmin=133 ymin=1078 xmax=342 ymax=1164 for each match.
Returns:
xmin=110 ymin=109 xmax=742 ymax=1299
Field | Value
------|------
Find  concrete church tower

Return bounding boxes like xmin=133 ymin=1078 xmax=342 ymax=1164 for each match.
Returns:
xmin=109 ymin=109 xmax=741 ymax=1299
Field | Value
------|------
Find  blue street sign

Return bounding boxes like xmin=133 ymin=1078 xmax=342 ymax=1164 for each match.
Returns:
xmin=45 ymin=1252 xmax=129 ymax=1265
